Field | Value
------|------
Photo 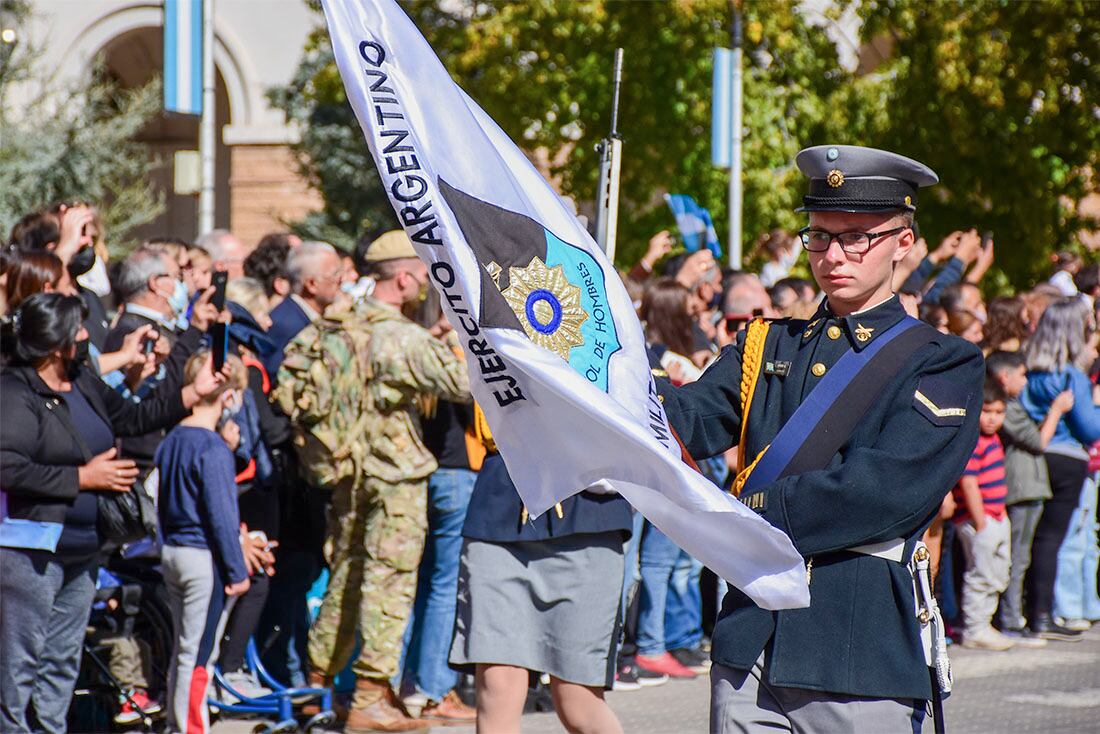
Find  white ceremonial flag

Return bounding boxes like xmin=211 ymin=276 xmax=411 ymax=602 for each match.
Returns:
xmin=320 ymin=0 xmax=810 ymax=610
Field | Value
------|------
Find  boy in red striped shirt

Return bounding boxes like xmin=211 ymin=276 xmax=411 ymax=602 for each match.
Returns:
xmin=953 ymin=380 xmax=1014 ymax=650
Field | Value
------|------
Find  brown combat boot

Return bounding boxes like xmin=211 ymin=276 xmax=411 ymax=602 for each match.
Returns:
xmin=345 ymin=678 xmax=430 ymax=733
xmin=419 ymin=690 xmax=476 ymax=726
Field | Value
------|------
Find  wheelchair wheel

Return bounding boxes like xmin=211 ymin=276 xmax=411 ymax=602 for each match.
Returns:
xmin=304 ymin=711 xmax=337 ymax=732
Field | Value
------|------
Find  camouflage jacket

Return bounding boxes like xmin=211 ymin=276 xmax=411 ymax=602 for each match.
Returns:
xmin=360 ymin=297 xmax=471 ymax=482
xmin=274 ymin=297 xmax=471 ymax=487
xmin=273 ymin=307 xmax=374 ymax=489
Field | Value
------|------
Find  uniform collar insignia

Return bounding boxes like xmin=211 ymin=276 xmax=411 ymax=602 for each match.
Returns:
xmin=802 ymin=317 xmax=822 ymax=341
xmin=836 ymin=296 xmax=906 ymax=351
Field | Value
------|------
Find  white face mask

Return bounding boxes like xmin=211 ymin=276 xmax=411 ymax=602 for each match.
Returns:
xmin=77 ymin=256 xmax=112 ymax=297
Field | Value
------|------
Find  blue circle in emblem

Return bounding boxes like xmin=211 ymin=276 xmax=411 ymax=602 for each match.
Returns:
xmin=525 ymin=289 xmax=563 ymax=335
xmin=827 ymin=147 xmax=839 ymax=161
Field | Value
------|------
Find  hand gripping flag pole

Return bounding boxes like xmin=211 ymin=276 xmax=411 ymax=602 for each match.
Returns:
xmin=319 ymin=0 xmax=809 ymax=611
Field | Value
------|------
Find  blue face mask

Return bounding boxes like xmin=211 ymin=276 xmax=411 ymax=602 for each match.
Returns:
xmin=167 ymin=279 xmax=189 ymax=318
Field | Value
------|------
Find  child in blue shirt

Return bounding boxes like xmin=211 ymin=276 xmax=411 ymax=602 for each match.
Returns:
xmin=156 ymin=350 xmax=250 ymax=734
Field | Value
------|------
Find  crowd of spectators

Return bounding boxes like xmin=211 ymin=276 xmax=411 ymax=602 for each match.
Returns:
xmin=0 ymin=200 xmax=1097 ymax=732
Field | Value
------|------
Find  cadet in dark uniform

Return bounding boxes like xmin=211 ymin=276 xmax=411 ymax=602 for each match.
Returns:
xmin=657 ymin=145 xmax=984 ymax=732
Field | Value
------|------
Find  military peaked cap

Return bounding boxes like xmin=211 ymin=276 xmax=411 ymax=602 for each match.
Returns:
xmin=796 ymin=145 xmax=938 ymax=214
xmin=364 ymin=229 xmax=417 ymax=262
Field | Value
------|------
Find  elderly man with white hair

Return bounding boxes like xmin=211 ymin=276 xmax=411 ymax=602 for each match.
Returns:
xmin=262 ymin=240 xmax=344 ymax=379
xmin=196 ymin=229 xmax=249 ymax=280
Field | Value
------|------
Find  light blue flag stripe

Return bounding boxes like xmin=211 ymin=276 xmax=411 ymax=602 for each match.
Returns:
xmin=163 ymin=0 xmax=203 ymax=115
xmin=711 ymin=47 xmax=732 ymax=169
xmin=164 ymin=0 xmax=178 ymax=108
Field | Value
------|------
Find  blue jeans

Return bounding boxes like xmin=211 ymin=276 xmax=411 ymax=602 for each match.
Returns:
xmin=398 ymin=468 xmax=477 ymax=700
xmin=665 ymin=552 xmax=703 ymax=650
xmin=664 ymin=456 xmax=723 ymax=648
xmin=637 ymin=523 xmax=684 ymax=656
xmin=0 ymin=549 xmax=97 ymax=733
xmin=1053 ymin=474 xmax=1100 ymax=621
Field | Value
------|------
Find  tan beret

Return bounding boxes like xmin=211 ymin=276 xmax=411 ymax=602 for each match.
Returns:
xmin=364 ymin=230 xmax=417 ymax=263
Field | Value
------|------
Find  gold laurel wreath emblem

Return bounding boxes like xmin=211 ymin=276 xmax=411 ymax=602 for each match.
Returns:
xmin=500 ymin=256 xmax=588 ymax=361
xmin=826 ymin=169 xmax=845 ymax=188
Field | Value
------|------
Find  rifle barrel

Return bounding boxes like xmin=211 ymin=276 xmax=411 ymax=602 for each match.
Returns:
xmin=610 ymin=47 xmax=623 ymax=138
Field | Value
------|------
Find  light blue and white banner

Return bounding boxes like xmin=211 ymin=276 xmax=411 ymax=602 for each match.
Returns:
xmin=712 ymin=47 xmax=732 ymax=168
xmin=320 ymin=0 xmax=809 ymax=610
xmin=666 ymin=193 xmax=722 ymax=258
xmin=163 ymin=0 xmax=203 ymax=116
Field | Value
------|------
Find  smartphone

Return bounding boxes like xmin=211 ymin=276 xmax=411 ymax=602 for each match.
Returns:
xmin=211 ymin=270 xmax=228 ymax=311
xmin=142 ymin=334 xmax=157 ymax=355
xmin=981 ymin=230 xmax=994 ymax=249
xmin=725 ymin=309 xmax=764 ymax=333
xmin=211 ymin=322 xmax=228 ymax=372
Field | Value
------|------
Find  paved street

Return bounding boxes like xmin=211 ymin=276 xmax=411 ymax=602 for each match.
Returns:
xmin=213 ymin=625 xmax=1100 ymax=733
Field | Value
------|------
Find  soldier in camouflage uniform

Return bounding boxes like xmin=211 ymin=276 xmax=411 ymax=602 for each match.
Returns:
xmin=283 ymin=231 xmax=470 ymax=733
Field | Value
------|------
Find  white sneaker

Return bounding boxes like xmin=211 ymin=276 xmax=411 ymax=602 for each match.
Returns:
xmin=962 ymin=627 xmax=1015 ymax=651
xmin=401 ymin=692 xmax=429 ymax=718
xmin=1060 ymin=618 xmax=1092 ymax=632
xmin=221 ymin=670 xmax=273 ymax=701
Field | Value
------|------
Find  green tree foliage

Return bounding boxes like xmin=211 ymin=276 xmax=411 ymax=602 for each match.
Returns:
xmin=854 ymin=0 xmax=1100 ymax=286
xmin=271 ymin=0 xmax=847 ymax=266
xmin=275 ymin=0 xmax=1098 ymax=286
xmin=0 ymin=0 xmax=164 ymax=254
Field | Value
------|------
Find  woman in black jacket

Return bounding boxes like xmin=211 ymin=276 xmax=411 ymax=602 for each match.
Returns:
xmin=0 ymin=293 xmax=225 ymax=733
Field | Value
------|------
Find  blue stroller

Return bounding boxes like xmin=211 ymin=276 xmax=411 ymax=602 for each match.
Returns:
xmin=208 ymin=639 xmax=336 ymax=733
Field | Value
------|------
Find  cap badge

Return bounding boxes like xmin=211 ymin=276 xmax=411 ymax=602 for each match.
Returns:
xmin=904 ymin=195 xmax=912 ymax=206
xmin=826 ymin=147 xmax=839 ymax=161
xmin=826 ymin=169 xmax=845 ymax=188
xmin=855 ymin=324 xmax=875 ymax=342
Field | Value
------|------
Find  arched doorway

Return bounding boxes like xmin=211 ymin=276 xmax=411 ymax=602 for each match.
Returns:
xmin=95 ymin=25 xmax=232 ymax=243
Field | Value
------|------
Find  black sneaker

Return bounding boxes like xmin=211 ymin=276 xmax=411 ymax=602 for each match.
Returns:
xmin=613 ymin=663 xmax=641 ymax=691
xmin=616 ymin=658 xmax=668 ymax=690
xmin=1030 ymin=614 xmax=1084 ymax=642
xmin=1000 ymin=627 xmax=1048 ymax=649
xmin=670 ymin=646 xmax=711 ymax=671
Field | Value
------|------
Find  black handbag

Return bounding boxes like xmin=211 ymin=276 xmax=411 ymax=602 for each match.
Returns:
xmin=51 ymin=392 xmax=158 ymax=548
xmin=97 ymin=476 xmax=157 ymax=546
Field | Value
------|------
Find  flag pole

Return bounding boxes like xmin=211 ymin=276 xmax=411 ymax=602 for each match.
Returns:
xmin=728 ymin=0 xmax=743 ymax=270
xmin=595 ymin=48 xmax=623 ymax=264
xmin=197 ymin=0 xmax=215 ymax=236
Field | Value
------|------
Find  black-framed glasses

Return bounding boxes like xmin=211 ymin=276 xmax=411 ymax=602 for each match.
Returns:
xmin=798 ymin=225 xmax=910 ymax=254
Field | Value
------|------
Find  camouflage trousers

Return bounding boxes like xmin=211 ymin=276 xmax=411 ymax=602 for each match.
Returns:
xmin=307 ymin=475 xmax=428 ymax=681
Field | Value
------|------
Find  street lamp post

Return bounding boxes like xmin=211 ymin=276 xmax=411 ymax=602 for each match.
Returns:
xmin=197 ymin=0 xmax=215 ymax=236
xmin=728 ymin=0 xmax=744 ymax=270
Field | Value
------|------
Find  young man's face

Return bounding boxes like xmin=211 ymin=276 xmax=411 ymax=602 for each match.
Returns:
xmin=980 ymin=400 xmax=1006 ymax=435
xmin=806 ymin=210 xmax=912 ymax=313
xmin=996 ymin=365 xmax=1028 ymax=398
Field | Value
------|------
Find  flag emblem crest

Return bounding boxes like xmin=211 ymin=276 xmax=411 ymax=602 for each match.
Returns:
xmin=500 ymin=256 xmax=587 ymax=360
xmin=439 ymin=179 xmax=621 ymax=392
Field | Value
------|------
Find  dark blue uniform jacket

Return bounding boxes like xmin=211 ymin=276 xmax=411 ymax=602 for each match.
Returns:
xmin=463 ymin=453 xmax=633 ymax=544
xmin=658 ymin=296 xmax=983 ymax=700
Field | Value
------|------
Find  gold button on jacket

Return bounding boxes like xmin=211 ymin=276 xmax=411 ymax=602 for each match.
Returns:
xmin=827 ymin=325 xmax=842 ymax=340
xmin=811 ymin=362 xmax=827 ymax=377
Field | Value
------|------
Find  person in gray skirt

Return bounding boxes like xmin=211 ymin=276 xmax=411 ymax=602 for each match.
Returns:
xmin=450 ymin=452 xmax=633 ymax=733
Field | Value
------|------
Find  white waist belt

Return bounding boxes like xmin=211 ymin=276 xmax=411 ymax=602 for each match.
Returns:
xmin=848 ymin=538 xmax=906 ymax=563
